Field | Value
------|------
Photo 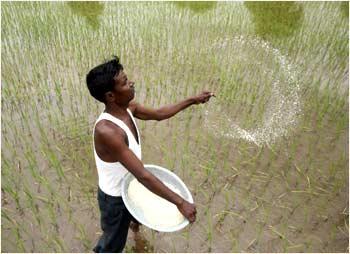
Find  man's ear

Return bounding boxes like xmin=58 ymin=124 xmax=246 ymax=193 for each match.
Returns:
xmin=105 ymin=91 xmax=115 ymax=102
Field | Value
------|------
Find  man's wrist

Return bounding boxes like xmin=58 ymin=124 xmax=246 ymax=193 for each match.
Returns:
xmin=187 ymin=97 xmax=196 ymax=105
xmin=175 ymin=196 xmax=184 ymax=207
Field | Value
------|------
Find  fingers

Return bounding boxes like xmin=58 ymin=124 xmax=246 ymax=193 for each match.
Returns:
xmin=189 ymin=215 xmax=196 ymax=223
xmin=201 ymin=93 xmax=214 ymax=103
xmin=202 ymin=91 xmax=215 ymax=96
xmin=190 ymin=205 xmax=197 ymax=223
xmin=188 ymin=212 xmax=196 ymax=223
xmin=204 ymin=91 xmax=216 ymax=98
xmin=195 ymin=91 xmax=216 ymax=104
xmin=182 ymin=203 xmax=197 ymax=223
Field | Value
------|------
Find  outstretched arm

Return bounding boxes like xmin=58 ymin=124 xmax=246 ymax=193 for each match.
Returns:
xmin=130 ymin=91 xmax=215 ymax=121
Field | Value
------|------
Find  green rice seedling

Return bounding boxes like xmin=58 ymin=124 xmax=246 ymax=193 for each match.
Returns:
xmin=2 ymin=184 xmax=22 ymax=215
xmin=52 ymin=236 xmax=66 ymax=252
xmin=40 ymin=145 xmax=66 ymax=180
xmin=230 ymin=229 xmax=239 ymax=253
xmin=46 ymin=201 xmax=59 ymax=229
xmin=74 ymin=221 xmax=91 ymax=250
xmin=23 ymin=186 xmax=42 ymax=226
xmin=2 ymin=209 xmax=18 ymax=231
xmin=3 ymin=208 xmax=28 ymax=251
xmin=24 ymin=150 xmax=41 ymax=181
xmin=206 ymin=209 xmax=213 ymax=252
xmin=14 ymin=227 xmax=26 ymax=252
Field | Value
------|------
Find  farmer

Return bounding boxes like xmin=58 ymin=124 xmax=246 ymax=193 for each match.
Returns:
xmin=86 ymin=56 xmax=215 ymax=253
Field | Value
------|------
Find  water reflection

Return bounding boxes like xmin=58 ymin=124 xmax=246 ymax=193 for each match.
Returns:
xmin=173 ymin=1 xmax=217 ymax=13
xmin=66 ymin=1 xmax=104 ymax=30
xmin=245 ymin=1 xmax=303 ymax=39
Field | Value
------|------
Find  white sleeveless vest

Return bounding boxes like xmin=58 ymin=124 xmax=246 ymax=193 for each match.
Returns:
xmin=93 ymin=108 xmax=142 ymax=197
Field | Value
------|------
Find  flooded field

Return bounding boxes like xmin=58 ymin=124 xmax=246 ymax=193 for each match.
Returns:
xmin=1 ymin=1 xmax=349 ymax=252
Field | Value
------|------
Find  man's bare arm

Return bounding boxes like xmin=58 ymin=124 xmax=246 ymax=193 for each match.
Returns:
xmin=96 ymin=122 xmax=196 ymax=222
xmin=130 ymin=91 xmax=214 ymax=121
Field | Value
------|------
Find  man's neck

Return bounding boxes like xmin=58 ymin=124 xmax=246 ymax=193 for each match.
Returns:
xmin=104 ymin=102 xmax=129 ymax=118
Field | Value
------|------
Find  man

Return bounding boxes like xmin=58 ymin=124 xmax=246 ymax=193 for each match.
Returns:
xmin=86 ymin=56 xmax=215 ymax=252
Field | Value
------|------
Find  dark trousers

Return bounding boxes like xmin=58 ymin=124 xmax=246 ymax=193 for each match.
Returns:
xmin=93 ymin=187 xmax=137 ymax=253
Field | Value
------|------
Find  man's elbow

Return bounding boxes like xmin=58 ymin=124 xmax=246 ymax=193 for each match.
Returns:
xmin=137 ymin=171 xmax=153 ymax=184
xmin=155 ymin=109 xmax=166 ymax=121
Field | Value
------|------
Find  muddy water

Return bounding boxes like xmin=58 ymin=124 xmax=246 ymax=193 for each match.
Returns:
xmin=1 ymin=1 xmax=348 ymax=253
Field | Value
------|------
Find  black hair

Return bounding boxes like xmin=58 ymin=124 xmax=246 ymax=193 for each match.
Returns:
xmin=86 ymin=56 xmax=124 ymax=103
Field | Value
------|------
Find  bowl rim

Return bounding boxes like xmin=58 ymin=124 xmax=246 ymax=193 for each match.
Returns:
xmin=121 ymin=164 xmax=193 ymax=232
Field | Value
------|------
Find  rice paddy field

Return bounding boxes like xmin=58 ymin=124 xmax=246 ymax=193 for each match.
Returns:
xmin=1 ymin=1 xmax=349 ymax=252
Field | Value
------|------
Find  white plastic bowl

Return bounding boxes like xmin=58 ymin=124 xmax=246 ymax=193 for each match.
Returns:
xmin=121 ymin=164 xmax=194 ymax=232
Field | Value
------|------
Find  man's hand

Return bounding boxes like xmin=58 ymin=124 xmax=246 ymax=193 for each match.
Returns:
xmin=177 ymin=199 xmax=197 ymax=223
xmin=192 ymin=91 xmax=215 ymax=104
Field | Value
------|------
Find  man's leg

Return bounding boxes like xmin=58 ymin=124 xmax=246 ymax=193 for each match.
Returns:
xmin=129 ymin=216 xmax=141 ymax=233
xmin=93 ymin=188 xmax=132 ymax=253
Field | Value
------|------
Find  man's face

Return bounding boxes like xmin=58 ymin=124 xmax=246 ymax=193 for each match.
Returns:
xmin=112 ymin=70 xmax=135 ymax=103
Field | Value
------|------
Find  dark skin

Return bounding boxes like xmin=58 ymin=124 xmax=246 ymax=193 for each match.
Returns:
xmin=94 ymin=70 xmax=215 ymax=228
